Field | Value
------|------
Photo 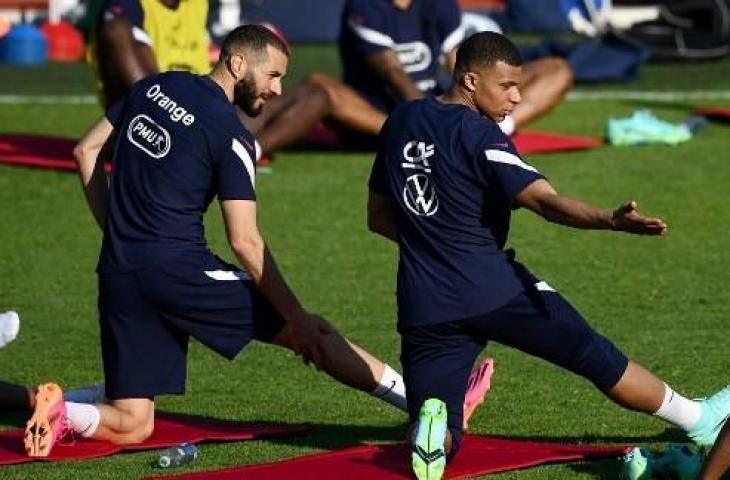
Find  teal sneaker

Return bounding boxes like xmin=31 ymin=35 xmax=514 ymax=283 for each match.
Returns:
xmin=412 ymin=398 xmax=448 ymax=480
xmin=607 ymin=110 xmax=692 ymax=146
xmin=689 ymin=385 xmax=730 ymax=447
xmin=619 ymin=447 xmax=651 ymax=480
xmin=662 ymin=444 xmax=703 ymax=479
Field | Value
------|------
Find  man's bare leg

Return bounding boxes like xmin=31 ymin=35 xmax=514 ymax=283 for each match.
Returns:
xmin=307 ymin=73 xmax=387 ymax=136
xmin=700 ymin=422 xmax=730 ymax=480
xmin=92 ymin=398 xmax=155 ymax=444
xmin=511 ymin=57 xmax=573 ymax=128
xmin=242 ymin=80 xmax=331 ymax=155
xmin=270 ymin=325 xmax=407 ymax=410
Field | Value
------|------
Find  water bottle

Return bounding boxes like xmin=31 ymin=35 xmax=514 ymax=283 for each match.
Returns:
xmin=157 ymin=443 xmax=199 ymax=468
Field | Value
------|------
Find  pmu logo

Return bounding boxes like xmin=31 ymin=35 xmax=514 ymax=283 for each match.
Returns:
xmin=403 ymin=174 xmax=438 ymax=217
xmin=394 ymin=41 xmax=431 ymax=73
xmin=127 ymin=114 xmax=171 ymax=159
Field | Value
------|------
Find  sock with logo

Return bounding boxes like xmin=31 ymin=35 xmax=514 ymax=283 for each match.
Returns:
xmin=66 ymin=402 xmax=101 ymax=438
xmin=653 ymin=383 xmax=702 ymax=431
xmin=370 ymin=364 xmax=407 ymax=411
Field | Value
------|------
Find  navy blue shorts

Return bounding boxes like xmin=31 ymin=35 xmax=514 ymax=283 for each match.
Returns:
xmin=399 ymin=282 xmax=629 ymax=452
xmin=98 ymin=251 xmax=285 ymax=400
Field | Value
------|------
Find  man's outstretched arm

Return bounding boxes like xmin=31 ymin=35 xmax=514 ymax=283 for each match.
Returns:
xmin=220 ymin=199 xmax=332 ymax=366
xmin=515 ymin=179 xmax=668 ymax=235
xmin=73 ymin=116 xmax=115 ymax=230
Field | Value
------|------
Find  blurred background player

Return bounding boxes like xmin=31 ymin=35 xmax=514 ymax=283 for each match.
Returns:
xmin=90 ymin=0 xmax=210 ymax=108
xmin=249 ymin=0 xmax=573 ymax=159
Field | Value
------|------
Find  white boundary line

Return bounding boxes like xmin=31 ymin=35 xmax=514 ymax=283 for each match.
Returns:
xmin=0 ymin=95 xmax=97 ymax=104
xmin=0 ymin=91 xmax=729 ymax=104
xmin=568 ymin=90 xmax=730 ymax=101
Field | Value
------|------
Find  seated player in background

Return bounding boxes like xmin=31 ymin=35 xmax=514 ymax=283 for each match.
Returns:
xmin=248 ymin=0 xmax=573 ymax=159
xmin=90 ymin=0 xmax=211 ymax=108
xmin=366 ymin=31 xmax=730 ymax=480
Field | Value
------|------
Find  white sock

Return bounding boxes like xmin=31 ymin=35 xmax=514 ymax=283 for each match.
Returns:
xmin=370 ymin=364 xmax=407 ymax=412
xmin=254 ymin=139 xmax=263 ymax=161
xmin=66 ymin=402 xmax=101 ymax=438
xmin=653 ymin=383 xmax=702 ymax=431
xmin=498 ymin=115 xmax=516 ymax=136
xmin=0 ymin=310 xmax=19 ymax=349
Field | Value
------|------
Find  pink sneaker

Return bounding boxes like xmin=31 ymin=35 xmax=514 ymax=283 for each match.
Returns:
xmin=24 ymin=383 xmax=69 ymax=457
xmin=463 ymin=358 xmax=494 ymax=430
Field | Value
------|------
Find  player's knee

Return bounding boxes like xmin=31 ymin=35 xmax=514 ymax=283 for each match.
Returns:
xmin=544 ymin=57 xmax=574 ymax=91
xmin=303 ymin=73 xmax=338 ymax=105
xmin=122 ymin=416 xmax=155 ymax=444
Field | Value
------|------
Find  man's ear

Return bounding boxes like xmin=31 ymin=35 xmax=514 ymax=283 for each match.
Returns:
xmin=227 ymin=54 xmax=247 ymax=81
xmin=463 ymin=72 xmax=478 ymax=93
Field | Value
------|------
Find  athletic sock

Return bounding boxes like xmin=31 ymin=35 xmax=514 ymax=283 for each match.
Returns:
xmin=370 ymin=364 xmax=407 ymax=411
xmin=0 ymin=310 xmax=19 ymax=349
xmin=653 ymin=383 xmax=702 ymax=431
xmin=66 ymin=402 xmax=101 ymax=438
xmin=498 ymin=115 xmax=516 ymax=136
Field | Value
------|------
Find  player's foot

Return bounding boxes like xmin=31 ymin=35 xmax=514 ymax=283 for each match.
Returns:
xmin=619 ymin=447 xmax=651 ymax=480
xmin=24 ymin=383 xmax=68 ymax=457
xmin=412 ymin=398 xmax=447 ymax=480
xmin=0 ymin=310 xmax=19 ymax=348
xmin=688 ymin=384 xmax=730 ymax=447
xmin=463 ymin=358 xmax=494 ymax=430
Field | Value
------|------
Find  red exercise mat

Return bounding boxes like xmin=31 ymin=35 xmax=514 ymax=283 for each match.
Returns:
xmin=0 ymin=413 xmax=308 ymax=465
xmin=694 ymin=106 xmax=730 ymax=122
xmin=147 ymin=435 xmax=629 ymax=480
xmin=511 ymin=131 xmax=603 ymax=155
xmin=305 ymin=123 xmax=602 ymax=155
xmin=0 ymin=134 xmax=89 ymax=173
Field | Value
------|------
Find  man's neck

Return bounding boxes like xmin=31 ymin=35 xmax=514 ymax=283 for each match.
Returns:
xmin=207 ymin=68 xmax=234 ymax=103
xmin=439 ymin=87 xmax=477 ymax=112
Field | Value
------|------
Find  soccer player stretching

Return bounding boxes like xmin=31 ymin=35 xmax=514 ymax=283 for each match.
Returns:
xmin=367 ymin=31 xmax=730 ymax=480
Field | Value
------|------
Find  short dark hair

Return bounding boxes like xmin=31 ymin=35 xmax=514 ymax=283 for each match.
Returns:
xmin=453 ymin=31 xmax=522 ymax=80
xmin=220 ymin=24 xmax=290 ymax=64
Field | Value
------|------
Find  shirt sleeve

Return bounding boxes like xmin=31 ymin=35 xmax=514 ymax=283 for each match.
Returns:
xmin=213 ymin=129 xmax=256 ymax=201
xmin=104 ymin=96 xmax=125 ymax=127
xmin=432 ymin=0 xmax=465 ymax=54
xmin=344 ymin=0 xmax=395 ymax=57
xmin=368 ymin=118 xmax=391 ymax=195
xmin=478 ymin=129 xmax=544 ymax=200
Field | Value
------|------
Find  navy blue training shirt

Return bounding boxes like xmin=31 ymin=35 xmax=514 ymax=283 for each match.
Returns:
xmin=369 ymin=96 xmax=544 ymax=327
xmin=99 ymin=71 xmax=257 ymax=273
xmin=339 ymin=0 xmax=464 ymax=113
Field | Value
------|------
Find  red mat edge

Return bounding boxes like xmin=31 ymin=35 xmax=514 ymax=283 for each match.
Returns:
xmin=145 ymin=437 xmax=630 ymax=480
xmin=0 ymin=418 xmax=309 ymax=465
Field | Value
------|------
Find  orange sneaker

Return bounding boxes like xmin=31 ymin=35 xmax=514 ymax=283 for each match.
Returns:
xmin=24 ymin=383 xmax=69 ymax=457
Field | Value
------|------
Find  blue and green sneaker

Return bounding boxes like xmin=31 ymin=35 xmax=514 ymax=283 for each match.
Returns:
xmin=412 ymin=398 xmax=448 ymax=480
xmin=619 ymin=447 xmax=651 ymax=480
xmin=607 ymin=110 xmax=692 ymax=146
xmin=688 ymin=384 xmax=730 ymax=447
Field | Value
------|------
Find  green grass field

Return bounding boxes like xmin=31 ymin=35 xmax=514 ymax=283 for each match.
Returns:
xmin=1 ymin=44 xmax=729 ymax=479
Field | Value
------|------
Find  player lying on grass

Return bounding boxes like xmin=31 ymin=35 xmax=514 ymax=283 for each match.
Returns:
xmin=365 ymin=30 xmax=730 ymax=480
xmin=23 ymin=25 xmax=489 ymax=458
